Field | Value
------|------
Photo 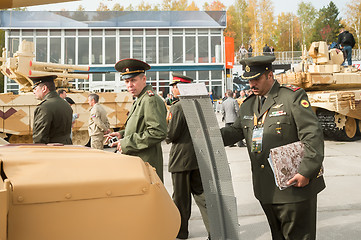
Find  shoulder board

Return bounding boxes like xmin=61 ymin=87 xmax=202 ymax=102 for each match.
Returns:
xmin=147 ymin=90 xmax=155 ymax=96
xmin=242 ymin=93 xmax=255 ymax=103
xmin=281 ymin=84 xmax=301 ymax=92
xmin=37 ymin=99 xmax=47 ymax=106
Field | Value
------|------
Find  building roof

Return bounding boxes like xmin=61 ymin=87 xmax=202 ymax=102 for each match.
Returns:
xmin=0 ymin=11 xmax=226 ymax=29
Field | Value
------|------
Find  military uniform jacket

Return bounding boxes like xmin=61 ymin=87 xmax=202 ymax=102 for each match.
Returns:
xmin=88 ymin=103 xmax=110 ymax=136
xmin=221 ymin=97 xmax=239 ymax=124
xmin=221 ymin=81 xmax=325 ymax=204
xmin=33 ymin=91 xmax=73 ymax=144
xmin=119 ymin=85 xmax=167 ymax=177
xmin=166 ymin=100 xmax=198 ymax=173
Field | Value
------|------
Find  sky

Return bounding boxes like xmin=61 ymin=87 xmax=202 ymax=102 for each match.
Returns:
xmin=28 ymin=0 xmax=347 ymax=17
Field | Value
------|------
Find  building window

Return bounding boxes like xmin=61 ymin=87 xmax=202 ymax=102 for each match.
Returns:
xmin=133 ymin=37 xmax=143 ymax=60
xmin=146 ymin=71 xmax=156 ymax=84
xmin=92 ymin=73 xmax=102 ymax=81
xmin=36 ymin=38 xmax=47 ymax=62
xmin=92 ymin=37 xmax=102 ymax=64
xmin=105 ymin=73 xmax=115 ymax=81
xmin=185 ymin=36 xmax=195 ymax=63
xmin=198 ymin=36 xmax=208 ymax=63
xmin=50 ymin=38 xmax=61 ymax=63
xmin=78 ymin=37 xmax=89 ymax=64
xmin=8 ymin=38 xmax=19 ymax=56
xmin=65 ymin=37 xmax=75 ymax=65
xmin=105 ymin=37 xmax=116 ymax=64
xmin=185 ymin=71 xmax=196 ymax=80
xmin=211 ymin=36 xmax=222 ymax=63
xmin=198 ymin=70 xmax=210 ymax=81
xmin=146 ymin=37 xmax=156 ymax=63
xmin=120 ymin=37 xmax=130 ymax=60
xmin=173 ymin=36 xmax=183 ymax=63
xmin=159 ymin=37 xmax=169 ymax=64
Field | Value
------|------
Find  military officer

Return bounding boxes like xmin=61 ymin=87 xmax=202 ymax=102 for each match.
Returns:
xmin=166 ymin=73 xmax=210 ymax=240
xmin=108 ymin=59 xmax=167 ymax=181
xmin=31 ymin=75 xmax=73 ymax=144
xmin=88 ymin=93 xmax=110 ymax=150
xmin=221 ymin=56 xmax=325 ymax=240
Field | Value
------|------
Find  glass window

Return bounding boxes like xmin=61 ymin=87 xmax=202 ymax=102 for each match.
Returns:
xmin=105 ymin=29 xmax=116 ymax=35
xmin=22 ymin=38 xmax=33 ymax=43
xmin=185 ymin=71 xmax=196 ymax=80
xmin=133 ymin=37 xmax=143 ymax=60
xmin=92 ymin=73 xmax=102 ymax=81
xmin=212 ymin=86 xmax=222 ymax=99
xmin=120 ymin=37 xmax=130 ymax=59
xmin=65 ymin=30 xmax=76 ymax=36
xmin=146 ymin=71 xmax=156 ymax=83
xmin=36 ymin=30 xmax=47 ymax=36
xmin=65 ymin=37 xmax=75 ymax=65
xmin=105 ymin=37 xmax=116 ymax=64
xmin=159 ymin=29 xmax=169 ymax=35
xmin=92 ymin=29 xmax=103 ymax=36
xmin=133 ymin=29 xmax=143 ymax=35
xmin=36 ymin=38 xmax=47 ymax=62
xmin=119 ymin=29 xmax=130 ymax=36
xmin=211 ymin=29 xmax=222 ymax=35
xmin=159 ymin=37 xmax=169 ymax=64
xmin=211 ymin=36 xmax=222 ymax=63
xmin=173 ymin=37 xmax=183 ymax=63
xmin=173 ymin=29 xmax=183 ymax=35
xmin=22 ymin=30 xmax=33 ymax=36
xmin=146 ymin=37 xmax=156 ymax=64
xmin=146 ymin=29 xmax=156 ymax=35
xmin=159 ymin=71 xmax=169 ymax=81
xmin=78 ymin=29 xmax=89 ymax=36
xmin=9 ymin=30 xmax=20 ymax=36
xmin=199 ymin=71 xmax=210 ymax=81
xmin=8 ymin=38 xmax=19 ymax=56
xmin=105 ymin=73 xmax=115 ymax=81
xmin=50 ymin=30 xmax=61 ymax=36
xmin=185 ymin=36 xmax=195 ymax=63
xmin=198 ymin=36 xmax=209 ymax=63
xmin=92 ymin=37 xmax=102 ymax=64
xmin=185 ymin=29 xmax=196 ymax=35
xmin=50 ymin=38 xmax=61 ymax=63
xmin=211 ymin=70 xmax=222 ymax=79
xmin=198 ymin=29 xmax=208 ymax=35
xmin=78 ymin=37 xmax=89 ymax=65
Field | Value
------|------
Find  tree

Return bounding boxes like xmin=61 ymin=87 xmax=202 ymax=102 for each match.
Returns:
xmin=112 ymin=3 xmax=125 ymax=11
xmin=297 ymin=1 xmax=317 ymax=48
xmin=203 ymin=0 xmax=226 ymax=11
xmin=0 ymin=30 xmax=4 ymax=92
xmin=311 ymin=1 xmax=342 ymax=43
xmin=161 ymin=0 xmax=188 ymax=11
xmin=274 ymin=13 xmax=301 ymax=51
xmin=96 ymin=2 xmax=110 ymax=11
xmin=344 ymin=0 xmax=361 ymax=49
xmin=258 ymin=0 xmax=275 ymax=51
xmin=137 ymin=1 xmax=154 ymax=11
xmin=185 ymin=1 xmax=199 ymax=11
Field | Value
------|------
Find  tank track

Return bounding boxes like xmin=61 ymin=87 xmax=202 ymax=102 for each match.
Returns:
xmin=316 ymin=109 xmax=356 ymax=141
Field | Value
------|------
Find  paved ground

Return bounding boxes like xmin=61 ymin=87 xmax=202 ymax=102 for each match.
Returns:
xmin=160 ymin=113 xmax=361 ymax=240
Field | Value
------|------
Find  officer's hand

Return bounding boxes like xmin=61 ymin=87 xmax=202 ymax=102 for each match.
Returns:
xmin=106 ymin=132 xmax=121 ymax=138
xmin=104 ymin=128 xmax=111 ymax=135
xmin=287 ymin=173 xmax=309 ymax=188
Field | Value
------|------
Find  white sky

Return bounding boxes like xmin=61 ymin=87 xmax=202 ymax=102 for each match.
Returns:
xmin=28 ymin=0 xmax=347 ymax=18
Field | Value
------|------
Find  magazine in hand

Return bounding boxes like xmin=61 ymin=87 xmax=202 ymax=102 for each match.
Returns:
xmin=268 ymin=141 xmax=323 ymax=190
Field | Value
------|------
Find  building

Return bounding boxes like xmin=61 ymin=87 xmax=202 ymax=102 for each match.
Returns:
xmin=0 ymin=11 xmax=227 ymax=98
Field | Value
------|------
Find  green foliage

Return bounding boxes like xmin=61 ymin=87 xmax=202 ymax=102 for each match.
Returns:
xmin=311 ymin=1 xmax=342 ymax=43
xmin=297 ymin=1 xmax=317 ymax=48
xmin=0 ymin=30 xmax=4 ymax=93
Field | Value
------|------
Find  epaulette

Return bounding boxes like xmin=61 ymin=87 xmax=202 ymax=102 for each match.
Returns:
xmin=281 ymin=84 xmax=301 ymax=92
xmin=147 ymin=90 xmax=155 ymax=96
xmin=37 ymin=99 xmax=47 ymax=106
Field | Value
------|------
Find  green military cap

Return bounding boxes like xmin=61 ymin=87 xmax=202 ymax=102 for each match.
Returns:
xmin=240 ymin=56 xmax=276 ymax=80
xmin=30 ymin=75 xmax=57 ymax=89
xmin=114 ymin=58 xmax=151 ymax=80
xmin=169 ymin=73 xmax=193 ymax=86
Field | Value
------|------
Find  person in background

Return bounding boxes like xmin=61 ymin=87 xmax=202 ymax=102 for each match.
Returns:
xmin=64 ymin=96 xmax=79 ymax=139
xmin=57 ymin=89 xmax=67 ymax=99
xmin=248 ymin=45 xmax=253 ymax=58
xmin=32 ymin=75 xmax=72 ymax=144
xmin=88 ymin=93 xmax=110 ymax=150
xmin=221 ymin=89 xmax=240 ymax=147
xmin=337 ymin=28 xmax=356 ymax=66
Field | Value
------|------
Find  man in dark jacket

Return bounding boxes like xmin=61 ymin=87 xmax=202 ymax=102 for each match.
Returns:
xmin=221 ymin=56 xmax=325 ymax=240
xmin=337 ymin=28 xmax=356 ymax=66
xmin=166 ymin=73 xmax=210 ymax=240
xmin=32 ymin=75 xmax=73 ymax=144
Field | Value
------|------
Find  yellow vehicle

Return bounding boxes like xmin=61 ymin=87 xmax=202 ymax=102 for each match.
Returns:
xmin=276 ymin=41 xmax=361 ymax=140
xmin=0 ymin=144 xmax=181 ymax=240
xmin=0 ymin=0 xmax=77 ymax=9
xmin=0 ymin=40 xmax=133 ymax=145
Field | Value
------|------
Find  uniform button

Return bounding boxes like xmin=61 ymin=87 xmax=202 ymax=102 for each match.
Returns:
xmin=260 ymin=164 xmax=265 ymax=169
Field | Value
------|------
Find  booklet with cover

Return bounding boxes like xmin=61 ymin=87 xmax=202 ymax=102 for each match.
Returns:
xmin=268 ymin=141 xmax=323 ymax=190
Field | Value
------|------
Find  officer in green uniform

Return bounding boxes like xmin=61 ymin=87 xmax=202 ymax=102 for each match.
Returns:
xmin=31 ymin=75 xmax=73 ymax=144
xmin=108 ymin=59 xmax=167 ymax=181
xmin=221 ymin=56 xmax=325 ymax=240
xmin=166 ymin=73 xmax=210 ymax=240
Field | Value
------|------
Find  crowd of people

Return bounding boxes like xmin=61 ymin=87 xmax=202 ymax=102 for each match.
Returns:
xmin=31 ymin=55 xmax=325 ymax=240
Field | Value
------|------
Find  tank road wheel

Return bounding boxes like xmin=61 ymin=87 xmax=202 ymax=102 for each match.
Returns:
xmin=357 ymin=120 xmax=361 ymax=136
xmin=8 ymin=134 xmax=33 ymax=144
xmin=72 ymin=130 xmax=90 ymax=146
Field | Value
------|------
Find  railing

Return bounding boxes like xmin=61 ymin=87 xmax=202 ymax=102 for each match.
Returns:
xmin=235 ymin=49 xmax=361 ymax=64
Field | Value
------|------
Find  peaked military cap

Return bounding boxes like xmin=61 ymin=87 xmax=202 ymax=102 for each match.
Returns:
xmin=169 ymin=73 xmax=193 ymax=86
xmin=240 ymin=56 xmax=276 ymax=80
xmin=30 ymin=75 xmax=57 ymax=89
xmin=115 ymin=58 xmax=151 ymax=80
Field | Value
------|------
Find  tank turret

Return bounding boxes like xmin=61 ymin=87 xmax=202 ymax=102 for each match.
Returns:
xmin=275 ymin=41 xmax=361 ymax=141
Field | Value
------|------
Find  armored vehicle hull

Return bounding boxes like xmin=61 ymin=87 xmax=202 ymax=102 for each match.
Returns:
xmin=276 ymin=41 xmax=361 ymax=140
xmin=0 ymin=144 xmax=181 ymax=240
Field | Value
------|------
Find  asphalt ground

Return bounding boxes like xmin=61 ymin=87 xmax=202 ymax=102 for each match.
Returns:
xmin=161 ymin=112 xmax=361 ymax=240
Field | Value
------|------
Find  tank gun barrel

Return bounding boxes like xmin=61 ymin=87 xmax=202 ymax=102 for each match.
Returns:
xmin=30 ymin=60 xmax=90 ymax=72
xmin=29 ymin=70 xmax=89 ymax=80
xmin=1 ymin=0 xmax=77 ymax=9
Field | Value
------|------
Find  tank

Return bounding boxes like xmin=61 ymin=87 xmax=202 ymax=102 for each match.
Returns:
xmin=0 ymin=40 xmax=133 ymax=145
xmin=0 ymin=144 xmax=181 ymax=240
xmin=276 ymin=41 xmax=361 ymax=140
xmin=0 ymin=0 xmax=77 ymax=9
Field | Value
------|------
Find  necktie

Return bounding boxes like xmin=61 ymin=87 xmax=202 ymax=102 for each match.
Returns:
xmin=259 ymin=96 xmax=266 ymax=112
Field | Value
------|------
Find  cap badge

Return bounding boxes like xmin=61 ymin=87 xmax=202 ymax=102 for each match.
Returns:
xmin=125 ymin=68 xmax=130 ymax=73
xmin=245 ymin=65 xmax=250 ymax=72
